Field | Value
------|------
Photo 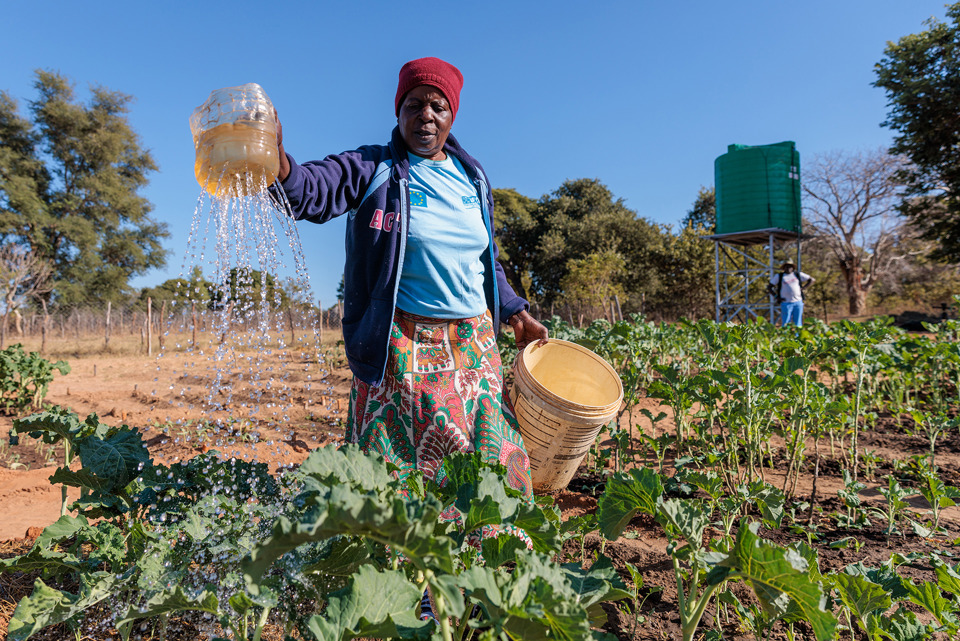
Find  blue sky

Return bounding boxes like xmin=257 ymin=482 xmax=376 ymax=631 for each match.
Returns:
xmin=1 ymin=1 xmax=952 ymax=305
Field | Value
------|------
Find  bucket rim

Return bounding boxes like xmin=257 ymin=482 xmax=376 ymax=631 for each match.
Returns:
xmin=515 ymin=338 xmax=623 ymax=411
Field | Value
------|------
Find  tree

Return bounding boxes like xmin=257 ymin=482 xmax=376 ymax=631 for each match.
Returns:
xmin=211 ymin=267 xmax=287 ymax=312
xmin=680 ymin=186 xmax=716 ymax=233
xmin=867 ymin=232 xmax=960 ymax=311
xmin=492 ymin=188 xmax=538 ymax=299
xmin=559 ymin=250 xmax=626 ymax=321
xmin=495 ymin=179 xmax=719 ymax=320
xmin=139 ymin=266 xmax=215 ymax=308
xmin=0 ymin=245 xmax=51 ymax=347
xmin=874 ymin=3 xmax=960 ymax=259
xmin=522 ymin=178 xmax=662 ymax=307
xmin=647 ymin=224 xmax=714 ymax=321
xmin=0 ymin=70 xmax=169 ymax=305
xmin=802 ymin=149 xmax=907 ymax=315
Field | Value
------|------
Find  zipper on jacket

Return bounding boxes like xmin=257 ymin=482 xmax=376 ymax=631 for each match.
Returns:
xmin=475 ymin=174 xmax=500 ymax=328
xmin=379 ymin=176 xmax=409 ymax=385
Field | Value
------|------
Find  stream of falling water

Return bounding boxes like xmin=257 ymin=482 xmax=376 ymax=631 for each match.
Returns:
xmin=155 ymin=170 xmax=333 ymax=460
xmin=100 ymin=171 xmax=338 ymax=640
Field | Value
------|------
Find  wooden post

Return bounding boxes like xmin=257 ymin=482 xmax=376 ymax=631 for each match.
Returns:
xmin=318 ymin=298 xmax=323 ymax=345
xmin=191 ymin=301 xmax=197 ymax=347
xmin=105 ymin=301 xmax=112 ymax=348
xmin=159 ymin=300 xmax=167 ymax=350
xmin=287 ymin=306 xmax=295 ymax=345
xmin=147 ymin=297 xmax=153 ymax=357
xmin=220 ymin=302 xmax=234 ymax=345
xmin=41 ymin=299 xmax=48 ymax=354
xmin=614 ymin=295 xmax=623 ymax=322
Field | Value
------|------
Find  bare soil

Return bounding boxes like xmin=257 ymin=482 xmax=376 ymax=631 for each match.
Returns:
xmin=1 ymin=334 xmax=959 ymax=640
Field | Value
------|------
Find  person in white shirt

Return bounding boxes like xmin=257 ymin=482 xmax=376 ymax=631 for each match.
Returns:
xmin=767 ymin=262 xmax=814 ymax=327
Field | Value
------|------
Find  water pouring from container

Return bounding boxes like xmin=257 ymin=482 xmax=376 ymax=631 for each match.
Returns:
xmin=190 ymin=83 xmax=280 ymax=198
xmin=163 ymin=82 xmax=324 ymax=447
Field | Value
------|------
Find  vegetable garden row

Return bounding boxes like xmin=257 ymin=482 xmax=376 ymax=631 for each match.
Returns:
xmin=2 ymin=305 xmax=960 ymax=640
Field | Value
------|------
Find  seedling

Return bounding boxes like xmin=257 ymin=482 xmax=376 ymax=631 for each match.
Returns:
xmin=917 ymin=468 xmax=960 ymax=534
xmin=868 ymin=475 xmax=913 ymax=541
xmin=836 ymin=469 xmax=869 ymax=529
xmin=910 ymin=409 xmax=960 ymax=473
xmin=861 ymin=448 xmax=882 ymax=481
xmin=641 ymin=432 xmax=675 ymax=474
xmin=619 ymin=562 xmax=663 ymax=638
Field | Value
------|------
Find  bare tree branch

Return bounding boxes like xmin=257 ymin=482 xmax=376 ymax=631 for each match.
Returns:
xmin=802 ymin=149 xmax=907 ymax=314
xmin=0 ymin=244 xmax=52 ymax=347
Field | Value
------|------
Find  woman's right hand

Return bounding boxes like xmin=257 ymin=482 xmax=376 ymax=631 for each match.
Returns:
xmin=275 ymin=110 xmax=290 ymax=182
xmin=508 ymin=310 xmax=549 ymax=351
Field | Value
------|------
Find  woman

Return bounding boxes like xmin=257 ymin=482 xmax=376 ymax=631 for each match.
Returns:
xmin=270 ymin=57 xmax=547 ymax=501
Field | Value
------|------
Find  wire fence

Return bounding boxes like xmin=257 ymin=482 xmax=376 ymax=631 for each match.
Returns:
xmin=0 ymin=299 xmax=346 ymax=354
xmin=0 ymin=289 xmax=798 ymax=358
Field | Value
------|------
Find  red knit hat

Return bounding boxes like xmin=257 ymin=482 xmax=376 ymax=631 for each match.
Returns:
xmin=394 ymin=57 xmax=464 ymax=121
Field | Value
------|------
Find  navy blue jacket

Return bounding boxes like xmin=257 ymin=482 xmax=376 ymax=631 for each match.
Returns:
xmin=270 ymin=127 xmax=528 ymax=386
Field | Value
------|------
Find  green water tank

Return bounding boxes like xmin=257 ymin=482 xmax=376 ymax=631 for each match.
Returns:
xmin=714 ymin=141 xmax=801 ymax=235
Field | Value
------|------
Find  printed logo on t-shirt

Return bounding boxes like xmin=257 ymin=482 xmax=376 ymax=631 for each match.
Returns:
xmin=461 ymin=195 xmax=480 ymax=209
xmin=409 ymin=189 xmax=427 ymax=207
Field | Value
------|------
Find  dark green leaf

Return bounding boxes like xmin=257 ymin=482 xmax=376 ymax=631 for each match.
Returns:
xmin=722 ymin=521 xmax=837 ymax=641
xmin=296 ymin=443 xmax=395 ymax=493
xmin=8 ymin=570 xmax=132 ymax=641
xmin=304 ymin=566 xmax=431 ymax=641
xmin=116 ymin=585 xmax=221 ymax=637
xmin=596 ymin=467 xmax=664 ymax=539
xmin=829 ymin=572 xmax=891 ymax=633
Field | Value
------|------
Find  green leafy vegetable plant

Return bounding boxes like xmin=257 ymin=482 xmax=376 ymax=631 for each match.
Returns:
xmin=2 ymin=432 xmax=629 ymax=641
xmin=597 ymin=467 xmax=836 ymax=641
xmin=0 ymin=344 xmax=69 ymax=415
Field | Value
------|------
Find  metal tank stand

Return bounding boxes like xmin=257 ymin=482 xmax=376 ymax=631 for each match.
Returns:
xmin=707 ymin=228 xmax=802 ymax=324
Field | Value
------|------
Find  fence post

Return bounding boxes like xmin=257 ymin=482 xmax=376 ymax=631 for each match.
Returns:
xmin=287 ymin=307 xmax=295 ymax=345
xmin=105 ymin=301 xmax=112 ymax=349
xmin=159 ymin=300 xmax=167 ymax=350
xmin=41 ymin=299 xmax=48 ymax=354
xmin=147 ymin=297 xmax=153 ymax=357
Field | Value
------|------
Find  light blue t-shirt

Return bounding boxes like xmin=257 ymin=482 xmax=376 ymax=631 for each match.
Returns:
xmin=396 ymin=153 xmax=489 ymax=318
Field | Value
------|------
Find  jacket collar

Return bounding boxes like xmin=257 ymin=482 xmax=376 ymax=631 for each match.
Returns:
xmin=388 ymin=126 xmax=482 ymax=183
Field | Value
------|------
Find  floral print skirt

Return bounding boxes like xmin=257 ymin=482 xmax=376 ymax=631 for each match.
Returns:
xmin=346 ymin=308 xmax=533 ymax=500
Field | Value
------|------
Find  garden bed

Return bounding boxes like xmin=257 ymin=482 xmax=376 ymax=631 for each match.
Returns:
xmin=3 ymin=316 xmax=960 ymax=640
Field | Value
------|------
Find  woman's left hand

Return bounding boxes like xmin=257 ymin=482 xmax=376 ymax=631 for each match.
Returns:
xmin=508 ymin=310 xmax=549 ymax=351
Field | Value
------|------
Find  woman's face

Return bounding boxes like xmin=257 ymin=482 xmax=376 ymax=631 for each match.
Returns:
xmin=398 ymin=85 xmax=453 ymax=160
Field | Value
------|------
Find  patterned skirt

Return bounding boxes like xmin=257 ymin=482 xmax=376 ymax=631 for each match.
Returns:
xmin=346 ymin=309 xmax=533 ymax=499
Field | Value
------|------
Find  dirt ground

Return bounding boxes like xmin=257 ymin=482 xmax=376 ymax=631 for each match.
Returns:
xmin=2 ymin=333 xmax=960 ymax=640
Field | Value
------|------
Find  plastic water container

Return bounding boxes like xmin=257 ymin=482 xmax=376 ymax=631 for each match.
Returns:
xmin=190 ymin=83 xmax=280 ymax=197
xmin=510 ymin=339 xmax=623 ymax=494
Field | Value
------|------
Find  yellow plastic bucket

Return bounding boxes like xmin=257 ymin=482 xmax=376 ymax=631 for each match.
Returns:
xmin=509 ymin=339 xmax=623 ymax=494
